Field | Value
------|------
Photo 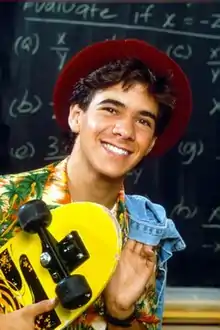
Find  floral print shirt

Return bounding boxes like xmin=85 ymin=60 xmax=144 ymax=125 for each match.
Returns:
xmin=0 ymin=158 xmax=160 ymax=329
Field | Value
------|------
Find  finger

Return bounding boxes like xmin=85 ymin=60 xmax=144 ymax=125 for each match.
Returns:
xmin=141 ymin=245 xmax=155 ymax=260
xmin=134 ymin=242 xmax=143 ymax=254
xmin=24 ymin=298 xmax=58 ymax=317
xmin=124 ymin=239 xmax=136 ymax=251
xmin=142 ymin=245 xmax=154 ymax=254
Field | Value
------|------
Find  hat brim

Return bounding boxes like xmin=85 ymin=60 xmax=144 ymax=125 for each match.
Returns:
xmin=53 ymin=39 xmax=192 ymax=157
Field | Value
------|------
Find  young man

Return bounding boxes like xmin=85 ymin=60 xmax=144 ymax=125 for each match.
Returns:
xmin=0 ymin=39 xmax=192 ymax=330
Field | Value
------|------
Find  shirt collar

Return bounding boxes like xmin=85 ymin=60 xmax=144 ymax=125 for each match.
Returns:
xmin=46 ymin=157 xmax=126 ymax=211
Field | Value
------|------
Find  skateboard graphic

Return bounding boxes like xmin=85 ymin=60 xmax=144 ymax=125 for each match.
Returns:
xmin=0 ymin=200 xmax=122 ymax=329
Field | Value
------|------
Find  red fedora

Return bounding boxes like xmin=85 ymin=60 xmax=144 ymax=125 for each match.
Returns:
xmin=53 ymin=39 xmax=192 ymax=157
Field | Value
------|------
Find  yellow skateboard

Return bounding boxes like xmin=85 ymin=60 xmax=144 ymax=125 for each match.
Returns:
xmin=0 ymin=200 xmax=122 ymax=329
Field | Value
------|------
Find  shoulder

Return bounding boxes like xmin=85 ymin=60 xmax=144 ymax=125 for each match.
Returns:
xmin=0 ymin=162 xmax=57 ymax=193
xmin=0 ymin=161 xmax=60 ymax=246
xmin=0 ymin=161 xmax=58 ymax=215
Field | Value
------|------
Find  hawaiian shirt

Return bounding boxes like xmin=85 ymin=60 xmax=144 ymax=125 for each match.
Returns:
xmin=0 ymin=158 xmax=160 ymax=329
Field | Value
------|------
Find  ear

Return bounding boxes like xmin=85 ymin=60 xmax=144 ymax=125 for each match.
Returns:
xmin=145 ymin=137 xmax=157 ymax=156
xmin=68 ymin=104 xmax=82 ymax=133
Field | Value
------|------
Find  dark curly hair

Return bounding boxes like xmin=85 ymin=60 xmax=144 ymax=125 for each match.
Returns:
xmin=63 ymin=58 xmax=176 ymax=153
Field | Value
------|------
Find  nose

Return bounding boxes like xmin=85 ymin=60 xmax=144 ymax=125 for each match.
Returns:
xmin=112 ymin=117 xmax=135 ymax=141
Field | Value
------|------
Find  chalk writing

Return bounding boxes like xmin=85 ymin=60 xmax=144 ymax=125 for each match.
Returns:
xmin=162 ymin=13 xmax=176 ymax=28
xmin=184 ymin=17 xmax=194 ymax=26
xmin=209 ymin=46 xmax=220 ymax=60
xmin=105 ymin=34 xmax=117 ymax=41
xmin=23 ymin=3 xmax=118 ymax=21
xmin=50 ymin=32 xmax=69 ymax=71
xmin=200 ymin=20 xmax=209 ymax=25
xmin=132 ymin=6 xmax=220 ymax=31
xmin=208 ymin=206 xmax=220 ymax=223
xmin=166 ymin=44 xmax=192 ymax=60
xmin=209 ymin=98 xmax=220 ymax=116
xmin=202 ymin=224 xmax=220 ymax=229
xmin=202 ymin=243 xmax=220 ymax=253
xmin=23 ymin=16 xmax=220 ymax=40
xmin=14 ymin=34 xmax=40 ymax=56
xmin=170 ymin=196 xmax=198 ymax=219
xmin=22 ymin=1 xmax=220 ymax=33
xmin=48 ymin=102 xmax=56 ymax=119
xmin=10 ymin=142 xmax=35 ymax=160
xmin=127 ymin=168 xmax=143 ymax=185
xmin=23 ymin=2 xmax=76 ymax=14
xmin=202 ymin=206 xmax=220 ymax=229
xmin=133 ymin=5 xmax=155 ymax=24
xmin=207 ymin=46 xmax=220 ymax=84
xmin=57 ymin=32 xmax=66 ymax=45
xmin=211 ymin=14 xmax=220 ymax=29
xmin=178 ymin=140 xmax=204 ymax=165
xmin=44 ymin=136 xmax=64 ymax=161
xmin=211 ymin=68 xmax=220 ymax=84
xmin=9 ymin=90 xmax=42 ymax=118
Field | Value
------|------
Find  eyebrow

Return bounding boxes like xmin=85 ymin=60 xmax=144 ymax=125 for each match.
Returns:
xmin=98 ymin=98 xmax=157 ymax=122
xmin=98 ymin=98 xmax=125 ymax=108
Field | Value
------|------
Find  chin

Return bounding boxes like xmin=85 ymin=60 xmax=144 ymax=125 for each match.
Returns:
xmin=96 ymin=166 xmax=127 ymax=181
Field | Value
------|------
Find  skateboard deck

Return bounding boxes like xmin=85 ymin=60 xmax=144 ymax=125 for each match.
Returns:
xmin=0 ymin=200 xmax=122 ymax=329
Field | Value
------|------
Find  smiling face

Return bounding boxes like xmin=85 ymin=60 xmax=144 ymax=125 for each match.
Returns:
xmin=68 ymin=82 xmax=158 ymax=180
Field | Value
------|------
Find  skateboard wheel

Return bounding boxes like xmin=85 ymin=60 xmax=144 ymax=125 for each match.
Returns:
xmin=18 ymin=200 xmax=52 ymax=233
xmin=56 ymin=274 xmax=92 ymax=310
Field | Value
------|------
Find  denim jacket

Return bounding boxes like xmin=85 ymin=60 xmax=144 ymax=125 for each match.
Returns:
xmin=125 ymin=194 xmax=186 ymax=327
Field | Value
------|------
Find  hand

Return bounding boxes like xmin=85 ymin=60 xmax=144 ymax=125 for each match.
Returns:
xmin=0 ymin=298 xmax=57 ymax=330
xmin=104 ymin=239 xmax=156 ymax=319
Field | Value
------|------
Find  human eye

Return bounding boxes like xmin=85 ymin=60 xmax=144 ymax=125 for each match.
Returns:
xmin=102 ymin=107 xmax=118 ymax=114
xmin=138 ymin=118 xmax=152 ymax=128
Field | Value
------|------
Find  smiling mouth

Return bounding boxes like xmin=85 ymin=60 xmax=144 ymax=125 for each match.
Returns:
xmin=101 ymin=142 xmax=131 ymax=156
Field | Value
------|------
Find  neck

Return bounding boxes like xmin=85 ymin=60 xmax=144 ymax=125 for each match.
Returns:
xmin=66 ymin=148 xmax=124 ymax=210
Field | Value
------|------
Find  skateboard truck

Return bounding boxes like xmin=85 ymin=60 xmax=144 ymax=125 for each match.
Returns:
xmin=18 ymin=200 xmax=92 ymax=310
xmin=39 ymin=231 xmax=89 ymax=281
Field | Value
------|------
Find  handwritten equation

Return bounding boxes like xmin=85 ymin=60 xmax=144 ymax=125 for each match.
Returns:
xmin=133 ymin=4 xmax=220 ymax=30
xmin=21 ymin=3 xmax=220 ymax=41
xmin=14 ymin=33 xmax=40 ymax=56
xmin=10 ymin=136 xmax=65 ymax=162
xmin=9 ymin=90 xmax=42 ymax=117
xmin=13 ymin=27 xmax=220 ymax=84
xmin=170 ymin=197 xmax=220 ymax=253
xmin=21 ymin=3 xmax=220 ymax=30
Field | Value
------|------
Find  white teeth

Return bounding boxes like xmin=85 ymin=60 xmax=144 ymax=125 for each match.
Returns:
xmin=103 ymin=143 xmax=129 ymax=156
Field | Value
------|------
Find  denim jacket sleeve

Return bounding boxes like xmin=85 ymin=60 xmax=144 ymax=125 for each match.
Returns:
xmin=125 ymin=194 xmax=186 ymax=326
